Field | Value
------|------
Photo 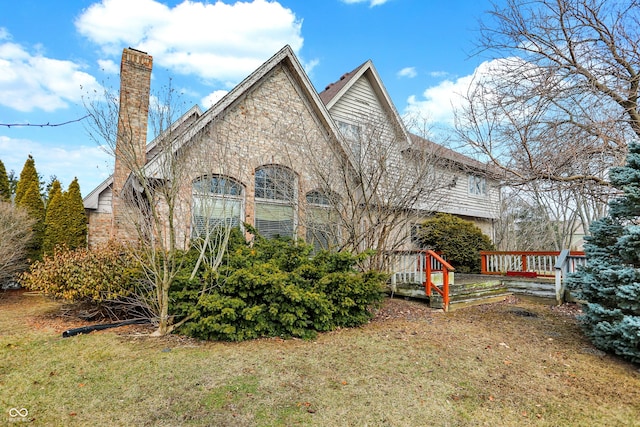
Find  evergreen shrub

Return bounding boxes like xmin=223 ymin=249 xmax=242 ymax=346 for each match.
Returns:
xmin=172 ymin=231 xmax=387 ymax=341
xmin=415 ymin=213 xmax=495 ymax=273
xmin=21 ymin=242 xmax=142 ymax=303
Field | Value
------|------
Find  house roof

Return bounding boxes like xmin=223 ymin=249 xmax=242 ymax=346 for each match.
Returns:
xmin=318 ymin=61 xmax=367 ymax=106
xmin=85 ymin=46 xmax=501 ymax=210
xmin=410 ymin=134 xmax=490 ymax=172
xmin=318 ymin=59 xmax=412 ymax=149
xmin=319 ymin=59 xmax=500 ymax=179
xmin=83 ymin=105 xmax=205 ymax=209
xmin=140 ymin=45 xmax=347 ymax=180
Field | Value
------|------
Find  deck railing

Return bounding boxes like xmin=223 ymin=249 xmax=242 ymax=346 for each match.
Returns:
xmin=387 ymin=250 xmax=454 ymax=311
xmin=480 ymin=251 xmax=581 ymax=277
xmin=481 ymin=250 xmax=586 ymax=304
xmin=554 ymin=249 xmax=587 ymax=304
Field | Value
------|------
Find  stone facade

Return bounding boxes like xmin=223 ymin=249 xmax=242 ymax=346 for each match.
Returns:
xmin=85 ymin=47 xmax=341 ymax=248
xmin=84 ymin=46 xmax=500 ymax=249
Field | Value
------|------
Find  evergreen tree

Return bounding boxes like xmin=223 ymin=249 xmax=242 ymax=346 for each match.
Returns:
xmin=64 ymin=178 xmax=87 ymax=250
xmin=0 ymin=160 xmax=10 ymax=201
xmin=15 ymin=155 xmax=40 ymax=205
xmin=568 ymin=143 xmax=640 ymax=363
xmin=17 ymin=180 xmax=45 ymax=261
xmin=43 ymin=180 xmax=65 ymax=255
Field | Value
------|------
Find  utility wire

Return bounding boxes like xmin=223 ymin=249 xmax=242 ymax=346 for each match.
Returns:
xmin=1 ymin=115 xmax=90 ymax=128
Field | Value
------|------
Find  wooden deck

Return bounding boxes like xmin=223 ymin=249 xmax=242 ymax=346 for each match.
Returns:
xmin=387 ymin=250 xmax=586 ymax=310
xmin=388 ymin=273 xmax=569 ymax=310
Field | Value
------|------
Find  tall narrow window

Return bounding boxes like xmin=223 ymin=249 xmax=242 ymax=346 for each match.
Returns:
xmin=192 ymin=175 xmax=244 ymax=237
xmin=336 ymin=120 xmax=362 ymax=162
xmin=255 ymin=166 xmax=296 ymax=239
xmin=306 ymin=190 xmax=339 ymax=252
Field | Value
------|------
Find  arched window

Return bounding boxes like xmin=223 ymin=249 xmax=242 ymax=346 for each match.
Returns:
xmin=305 ymin=190 xmax=339 ymax=251
xmin=192 ymin=175 xmax=244 ymax=237
xmin=254 ymin=166 xmax=296 ymax=239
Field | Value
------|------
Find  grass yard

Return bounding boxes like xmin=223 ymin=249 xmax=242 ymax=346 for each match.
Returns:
xmin=1 ymin=290 xmax=639 ymax=426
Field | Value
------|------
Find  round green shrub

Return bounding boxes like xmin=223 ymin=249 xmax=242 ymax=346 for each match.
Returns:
xmin=415 ymin=213 xmax=495 ymax=273
xmin=172 ymin=235 xmax=386 ymax=341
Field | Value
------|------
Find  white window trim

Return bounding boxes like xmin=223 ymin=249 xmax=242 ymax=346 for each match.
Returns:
xmin=468 ymin=174 xmax=487 ymax=196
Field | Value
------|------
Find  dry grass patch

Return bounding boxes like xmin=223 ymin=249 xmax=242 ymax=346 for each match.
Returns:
xmin=1 ymin=290 xmax=639 ymax=426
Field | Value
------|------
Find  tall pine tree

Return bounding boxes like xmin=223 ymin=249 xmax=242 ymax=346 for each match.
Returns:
xmin=17 ymin=180 xmax=45 ymax=261
xmin=0 ymin=160 xmax=10 ymax=202
xmin=15 ymin=155 xmax=39 ymax=205
xmin=64 ymin=178 xmax=87 ymax=250
xmin=43 ymin=180 xmax=65 ymax=255
xmin=568 ymin=143 xmax=640 ymax=363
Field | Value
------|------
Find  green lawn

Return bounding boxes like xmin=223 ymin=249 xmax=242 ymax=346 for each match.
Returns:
xmin=1 ymin=290 xmax=639 ymax=426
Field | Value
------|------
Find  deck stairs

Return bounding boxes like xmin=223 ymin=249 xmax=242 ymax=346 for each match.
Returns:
xmin=389 ymin=273 xmax=513 ymax=310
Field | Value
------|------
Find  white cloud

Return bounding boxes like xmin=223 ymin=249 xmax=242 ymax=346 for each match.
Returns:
xmin=404 ymin=59 xmax=508 ymax=126
xmin=0 ymin=39 xmax=102 ymax=112
xmin=76 ymin=0 xmax=305 ymax=84
xmin=0 ymin=135 xmax=112 ymax=196
xmin=201 ymin=90 xmax=228 ymax=109
xmin=0 ymin=27 xmax=9 ymax=41
xmin=303 ymin=58 xmax=319 ymax=76
xmin=341 ymin=0 xmax=390 ymax=6
xmin=97 ymin=59 xmax=118 ymax=74
xmin=405 ymin=77 xmax=470 ymax=125
xmin=397 ymin=67 xmax=417 ymax=78
xmin=429 ymin=70 xmax=448 ymax=78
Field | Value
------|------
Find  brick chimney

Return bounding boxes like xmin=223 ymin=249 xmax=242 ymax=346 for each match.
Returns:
xmin=112 ymin=48 xmax=152 ymax=239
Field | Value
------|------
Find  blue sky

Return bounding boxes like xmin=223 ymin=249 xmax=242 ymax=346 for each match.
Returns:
xmin=0 ymin=0 xmax=503 ymax=196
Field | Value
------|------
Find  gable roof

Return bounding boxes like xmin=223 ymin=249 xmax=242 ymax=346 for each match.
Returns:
xmin=319 ymin=61 xmax=500 ymax=179
xmin=144 ymin=45 xmax=345 ymax=179
xmin=318 ymin=61 xmax=367 ymax=106
xmin=318 ymin=59 xmax=411 ymax=147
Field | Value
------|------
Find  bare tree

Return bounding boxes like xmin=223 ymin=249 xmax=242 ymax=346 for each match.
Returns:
xmin=455 ymin=0 xmax=640 ymax=245
xmin=292 ymin=111 xmax=454 ymax=270
xmin=84 ymin=79 xmax=240 ymax=335
xmin=0 ymin=202 xmax=34 ymax=287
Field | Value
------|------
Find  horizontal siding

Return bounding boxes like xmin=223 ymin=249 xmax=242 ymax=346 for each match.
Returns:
xmin=416 ymin=168 xmax=499 ymax=219
xmin=97 ymin=187 xmax=113 ymax=213
xmin=328 ymin=72 xmax=499 ymax=222
xmin=331 ymin=76 xmax=391 ymax=131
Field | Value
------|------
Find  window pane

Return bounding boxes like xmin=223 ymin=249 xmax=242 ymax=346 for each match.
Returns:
xmin=306 ymin=190 xmax=331 ymax=206
xmin=255 ymin=166 xmax=294 ymax=201
xmin=192 ymin=196 xmax=241 ymax=236
xmin=255 ymin=202 xmax=294 ymax=239
xmin=306 ymin=205 xmax=338 ymax=252
xmin=192 ymin=175 xmax=243 ymax=237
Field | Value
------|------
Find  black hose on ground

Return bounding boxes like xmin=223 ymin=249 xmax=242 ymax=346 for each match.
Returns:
xmin=62 ymin=319 xmax=150 ymax=338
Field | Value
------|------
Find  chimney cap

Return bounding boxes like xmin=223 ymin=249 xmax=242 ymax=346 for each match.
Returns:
xmin=127 ymin=47 xmax=148 ymax=55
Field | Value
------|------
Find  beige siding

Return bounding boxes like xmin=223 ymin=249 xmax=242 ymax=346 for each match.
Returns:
xmin=96 ymin=187 xmax=113 ymax=214
xmin=427 ymin=168 xmax=500 ymax=220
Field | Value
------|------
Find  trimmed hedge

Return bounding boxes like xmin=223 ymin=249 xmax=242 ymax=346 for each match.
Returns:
xmin=415 ymin=213 xmax=495 ymax=273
